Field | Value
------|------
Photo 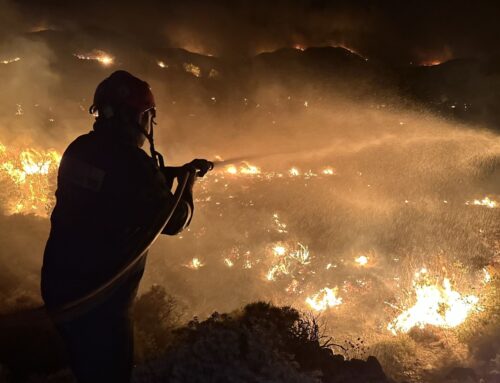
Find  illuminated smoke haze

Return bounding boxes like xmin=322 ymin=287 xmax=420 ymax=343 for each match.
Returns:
xmin=0 ymin=1 xmax=499 ymax=380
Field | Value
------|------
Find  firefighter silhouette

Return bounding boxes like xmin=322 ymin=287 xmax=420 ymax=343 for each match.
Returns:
xmin=41 ymin=71 xmax=211 ymax=383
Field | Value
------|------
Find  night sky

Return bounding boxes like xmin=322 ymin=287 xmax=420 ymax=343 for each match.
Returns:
xmin=4 ymin=0 xmax=500 ymax=63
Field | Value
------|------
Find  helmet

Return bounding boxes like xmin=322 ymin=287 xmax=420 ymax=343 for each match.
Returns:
xmin=90 ymin=70 xmax=155 ymax=119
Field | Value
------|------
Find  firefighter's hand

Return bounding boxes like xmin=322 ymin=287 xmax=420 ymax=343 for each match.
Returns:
xmin=183 ymin=159 xmax=214 ymax=178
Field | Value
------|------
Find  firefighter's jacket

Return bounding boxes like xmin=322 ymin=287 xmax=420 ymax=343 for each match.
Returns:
xmin=41 ymin=127 xmax=192 ymax=308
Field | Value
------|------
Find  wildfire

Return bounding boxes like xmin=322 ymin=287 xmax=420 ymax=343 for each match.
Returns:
xmin=466 ymin=197 xmax=498 ymax=208
xmin=331 ymin=44 xmax=369 ymax=61
xmin=1 ymin=57 xmax=21 ymax=65
xmin=225 ymin=162 xmax=261 ymax=175
xmin=322 ymin=167 xmax=335 ymax=175
xmin=74 ymin=50 xmax=114 ymax=66
xmin=266 ymin=242 xmax=311 ymax=281
xmin=273 ymin=245 xmax=287 ymax=256
xmin=306 ymin=287 xmax=342 ymax=312
xmin=186 ymin=257 xmax=204 ymax=270
xmin=183 ymin=63 xmax=201 ymax=77
xmin=226 ymin=165 xmax=238 ymax=174
xmin=355 ymin=255 xmax=369 ymax=266
xmin=420 ymin=60 xmax=442 ymax=67
xmin=387 ymin=269 xmax=479 ymax=335
xmin=0 ymin=143 xmax=61 ymax=216
xmin=272 ymin=213 xmax=288 ymax=233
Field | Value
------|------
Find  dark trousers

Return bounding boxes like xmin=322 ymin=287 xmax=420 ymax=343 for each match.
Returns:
xmin=51 ymin=270 xmax=143 ymax=383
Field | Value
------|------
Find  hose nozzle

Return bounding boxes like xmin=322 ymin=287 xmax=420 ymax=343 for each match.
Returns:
xmin=187 ymin=159 xmax=214 ymax=177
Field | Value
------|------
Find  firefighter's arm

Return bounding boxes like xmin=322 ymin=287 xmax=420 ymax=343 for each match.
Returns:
xmin=160 ymin=159 xmax=212 ymax=235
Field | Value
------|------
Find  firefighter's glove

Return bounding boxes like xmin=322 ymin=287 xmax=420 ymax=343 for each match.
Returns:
xmin=183 ymin=159 xmax=214 ymax=178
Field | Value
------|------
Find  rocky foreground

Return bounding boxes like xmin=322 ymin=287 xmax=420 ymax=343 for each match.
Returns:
xmin=0 ymin=297 xmax=391 ymax=383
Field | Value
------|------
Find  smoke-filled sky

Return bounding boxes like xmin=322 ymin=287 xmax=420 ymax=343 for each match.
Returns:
xmin=4 ymin=0 xmax=500 ymax=63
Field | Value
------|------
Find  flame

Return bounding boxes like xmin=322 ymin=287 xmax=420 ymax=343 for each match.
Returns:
xmin=186 ymin=257 xmax=204 ymax=270
xmin=420 ymin=60 xmax=442 ymax=67
xmin=74 ymin=50 xmax=114 ymax=66
xmin=266 ymin=263 xmax=289 ymax=281
xmin=157 ymin=61 xmax=168 ymax=68
xmin=272 ymin=245 xmax=287 ymax=256
xmin=266 ymin=242 xmax=310 ymax=281
xmin=331 ymin=44 xmax=369 ymax=61
xmin=322 ymin=167 xmax=335 ymax=175
xmin=226 ymin=165 xmax=238 ymax=174
xmin=1 ymin=57 xmax=21 ymax=65
xmin=272 ymin=213 xmax=288 ymax=233
xmin=466 ymin=197 xmax=498 ymax=208
xmin=225 ymin=162 xmax=261 ymax=175
xmin=306 ymin=287 xmax=342 ymax=311
xmin=482 ymin=267 xmax=492 ymax=284
xmin=289 ymin=167 xmax=300 ymax=176
xmin=183 ymin=63 xmax=201 ymax=77
xmin=387 ymin=269 xmax=479 ymax=335
xmin=355 ymin=255 xmax=369 ymax=266
xmin=0 ymin=144 xmax=61 ymax=216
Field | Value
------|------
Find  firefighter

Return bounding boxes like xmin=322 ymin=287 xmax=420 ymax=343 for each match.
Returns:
xmin=41 ymin=70 xmax=209 ymax=382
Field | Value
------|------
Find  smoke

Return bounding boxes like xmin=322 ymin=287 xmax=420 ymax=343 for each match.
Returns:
xmin=4 ymin=0 xmax=500 ymax=63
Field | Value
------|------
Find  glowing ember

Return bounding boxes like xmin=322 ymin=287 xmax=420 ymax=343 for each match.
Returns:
xmin=183 ymin=63 xmax=201 ymax=77
xmin=420 ymin=60 xmax=442 ymax=67
xmin=224 ymin=162 xmax=260 ymax=175
xmin=306 ymin=287 xmax=342 ymax=311
xmin=1 ymin=57 xmax=21 ymax=65
xmin=387 ymin=269 xmax=479 ymax=335
xmin=186 ymin=257 xmax=204 ymax=270
xmin=266 ymin=264 xmax=288 ymax=281
xmin=266 ymin=244 xmax=289 ymax=281
xmin=483 ymin=268 xmax=492 ymax=284
xmin=226 ymin=165 xmax=238 ymax=174
xmin=272 ymin=213 xmax=288 ymax=233
xmin=272 ymin=245 xmax=286 ymax=256
xmin=355 ymin=255 xmax=369 ymax=266
xmin=466 ymin=197 xmax=498 ymax=208
xmin=288 ymin=243 xmax=310 ymax=265
xmin=266 ymin=242 xmax=311 ymax=281
xmin=322 ymin=167 xmax=335 ymax=175
xmin=74 ymin=50 xmax=114 ymax=66
xmin=0 ymin=144 xmax=61 ymax=216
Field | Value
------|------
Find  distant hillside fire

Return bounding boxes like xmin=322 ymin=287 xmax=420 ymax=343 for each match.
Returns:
xmin=0 ymin=143 xmax=60 ymax=216
xmin=0 ymin=144 xmax=495 ymax=340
